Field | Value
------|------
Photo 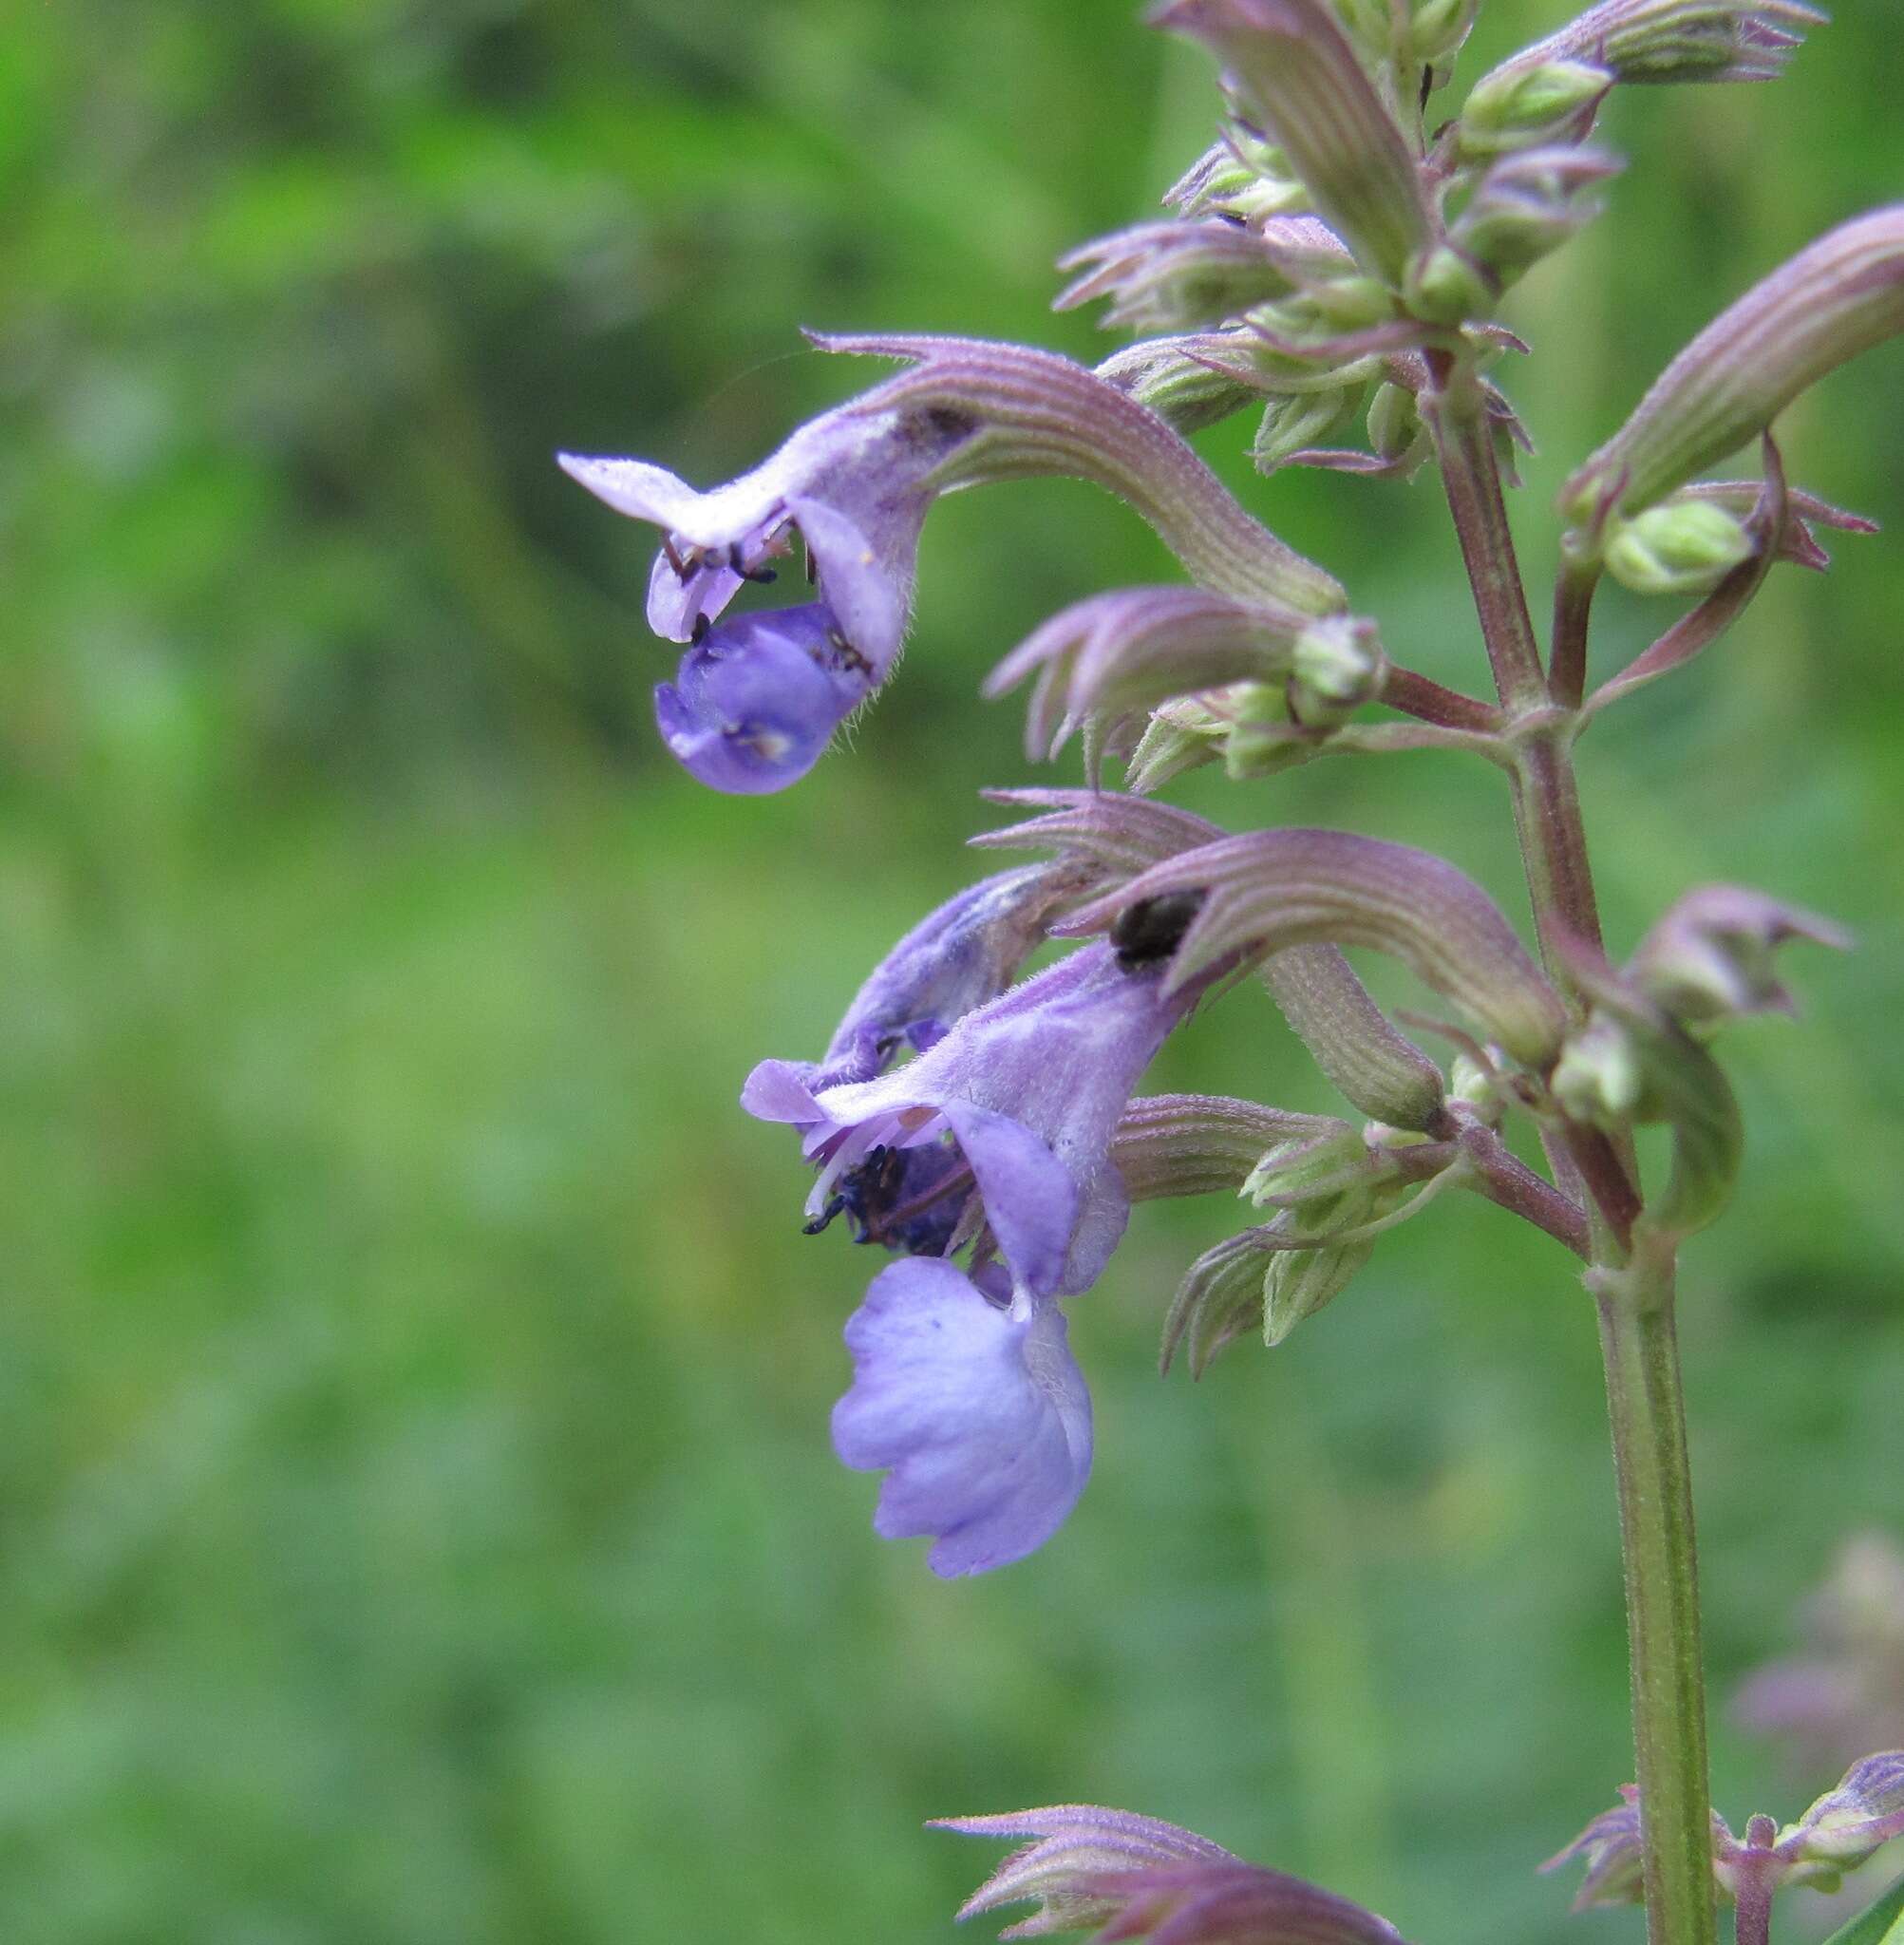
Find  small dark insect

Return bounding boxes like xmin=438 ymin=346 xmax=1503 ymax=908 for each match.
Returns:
xmin=1110 ymin=889 xmax=1206 ymax=971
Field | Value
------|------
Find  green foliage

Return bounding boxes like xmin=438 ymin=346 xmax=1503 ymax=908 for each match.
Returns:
xmin=4 ymin=2 xmax=1902 ymax=1940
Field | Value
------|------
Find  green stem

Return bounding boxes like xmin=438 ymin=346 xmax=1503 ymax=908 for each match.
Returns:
xmin=1425 ymin=352 xmax=1717 ymax=1945
xmin=1593 ymin=1243 xmax=1718 ymax=1945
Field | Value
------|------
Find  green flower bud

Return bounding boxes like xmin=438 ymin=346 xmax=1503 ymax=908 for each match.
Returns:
xmin=1404 ymin=243 xmax=1494 ymax=326
xmin=1095 ymin=335 xmax=1260 ymax=436
xmin=1367 ymin=380 xmax=1423 ymax=462
xmin=1265 ymin=1239 xmax=1376 ymax=1344
xmin=1308 ymin=273 xmax=1396 ymax=332
xmin=1449 ymin=1051 xmax=1505 ymax=1123
xmin=1514 ymin=1 xmax=1823 ymax=90
xmin=1242 ymin=1125 xmax=1367 ymax=1206
xmin=1122 ymin=695 xmax=1229 ymax=793
xmin=1552 ymin=1012 xmax=1646 ymax=1126
xmin=1222 ymin=693 xmax=1322 ymax=780
xmin=1604 ymin=500 xmax=1755 ymax=595
xmin=1290 ymin=614 xmax=1387 ymax=726
xmin=1450 ymin=146 xmax=1622 ymax=286
xmin=1459 ymin=59 xmax=1611 ymax=158
xmin=1253 ymin=387 xmax=1358 ymax=473
xmin=1406 ymin=0 xmax=1478 ymax=66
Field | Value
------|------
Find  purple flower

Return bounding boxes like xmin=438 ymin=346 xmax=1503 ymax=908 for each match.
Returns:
xmin=560 ymin=401 xmax=979 ymax=792
xmin=832 ymin=1258 xmax=1093 ymax=1578
xmin=745 ymin=940 xmax=1200 ymax=1574
xmin=745 ymin=941 xmax=1196 ymax=1296
xmin=562 ymin=337 xmax=1344 ymax=792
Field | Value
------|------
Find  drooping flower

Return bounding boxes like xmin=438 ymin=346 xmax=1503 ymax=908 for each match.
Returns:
xmin=745 ymin=938 xmax=1204 ymax=1574
xmin=561 ymin=336 xmax=1343 ymax=792
xmin=561 ymin=401 xmax=974 ymax=791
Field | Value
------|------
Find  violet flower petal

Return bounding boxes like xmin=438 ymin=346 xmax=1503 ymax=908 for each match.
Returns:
xmin=832 ymin=1258 xmax=1092 ymax=1577
xmin=652 ymin=606 xmax=870 ymax=795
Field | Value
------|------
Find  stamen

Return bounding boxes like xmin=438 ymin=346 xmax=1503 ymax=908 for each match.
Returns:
xmin=740 ymin=564 xmax=779 ymax=585
xmin=662 ymin=537 xmax=690 ymax=579
xmin=802 ymin=1195 xmax=847 ymax=1236
xmin=690 ymin=613 xmax=711 ymax=644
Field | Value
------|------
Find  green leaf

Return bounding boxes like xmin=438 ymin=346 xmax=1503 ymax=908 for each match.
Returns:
xmin=1819 ymin=1870 xmax=1904 ymax=1945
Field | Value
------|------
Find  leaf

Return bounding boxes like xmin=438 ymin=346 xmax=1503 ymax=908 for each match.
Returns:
xmin=1819 ymin=1870 xmax=1904 ymax=1945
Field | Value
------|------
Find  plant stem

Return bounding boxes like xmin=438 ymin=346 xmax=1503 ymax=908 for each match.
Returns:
xmin=1425 ymin=355 xmax=1718 ymax=1945
xmin=1594 ymin=1243 xmax=1718 ymax=1945
xmin=1551 ymin=549 xmax=1601 ymax=711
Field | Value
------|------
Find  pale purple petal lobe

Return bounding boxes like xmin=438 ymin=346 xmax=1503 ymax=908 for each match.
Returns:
xmin=832 ymin=1258 xmax=1092 ymax=1577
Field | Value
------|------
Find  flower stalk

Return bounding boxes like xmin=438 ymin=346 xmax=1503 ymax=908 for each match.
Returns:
xmin=1429 ymin=347 xmax=1716 ymax=1945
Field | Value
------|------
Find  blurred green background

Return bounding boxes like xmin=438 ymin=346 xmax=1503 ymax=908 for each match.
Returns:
xmin=6 ymin=3 xmax=1902 ymax=1940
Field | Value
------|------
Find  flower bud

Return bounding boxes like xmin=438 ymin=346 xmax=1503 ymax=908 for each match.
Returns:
xmin=1290 ymin=613 xmax=1387 ymax=724
xmin=1404 ymin=243 xmax=1495 ymax=324
xmin=1604 ymin=500 xmax=1755 ymax=595
xmin=1114 ymin=1093 xmax=1348 ymax=1201
xmin=1450 ymin=146 xmax=1622 ymax=286
xmin=1264 ymin=1237 xmax=1377 ymax=1344
xmin=1096 ymin=334 xmax=1260 ymax=436
xmin=1367 ymin=381 xmax=1423 ymax=462
xmin=1167 ymin=133 xmax=1310 ymax=225
xmin=1406 ymin=0 xmax=1478 ymax=67
xmin=1628 ymin=884 xmax=1850 ymax=1028
xmin=1254 ymin=387 xmax=1358 ymax=471
xmin=1057 ymin=219 xmax=1304 ymax=333
xmin=1242 ymin=1124 xmax=1367 ymax=1205
xmin=1554 ymin=954 xmax=1744 ymax=1237
xmin=1449 ymin=1051 xmax=1504 ymax=1122
xmin=1563 ymin=207 xmax=1904 ymax=525
xmin=1218 ymin=684 xmax=1323 ymax=780
xmin=1123 ymin=694 xmax=1232 ymax=793
xmin=1458 ymin=59 xmax=1611 ymax=158
xmin=1512 ymin=1 xmax=1823 ymax=89
xmin=1162 ymin=1227 xmax=1275 ymax=1374
xmin=1552 ymin=1012 xmax=1646 ymax=1125
xmin=1158 ymin=0 xmax=1437 ymax=287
